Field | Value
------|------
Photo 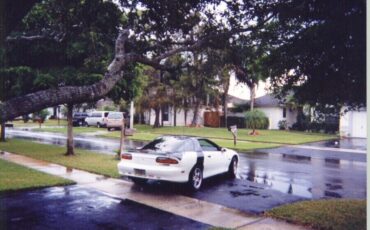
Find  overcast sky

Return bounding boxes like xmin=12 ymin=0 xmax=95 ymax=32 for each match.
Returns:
xmin=228 ymin=74 xmax=268 ymax=100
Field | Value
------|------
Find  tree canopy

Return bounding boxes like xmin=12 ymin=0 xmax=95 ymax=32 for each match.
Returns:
xmin=0 ymin=0 xmax=366 ymax=122
xmin=266 ymin=0 xmax=365 ymax=108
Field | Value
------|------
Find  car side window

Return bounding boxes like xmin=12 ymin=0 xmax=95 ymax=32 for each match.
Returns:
xmin=198 ymin=139 xmax=219 ymax=151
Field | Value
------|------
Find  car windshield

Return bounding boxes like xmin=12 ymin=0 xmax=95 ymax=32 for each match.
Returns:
xmin=141 ymin=137 xmax=187 ymax=153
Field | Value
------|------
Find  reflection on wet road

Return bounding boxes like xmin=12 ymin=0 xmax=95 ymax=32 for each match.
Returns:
xmin=5 ymin=129 xmax=367 ymax=201
xmin=6 ymin=129 xmax=145 ymax=154
xmin=237 ymin=151 xmax=366 ymax=199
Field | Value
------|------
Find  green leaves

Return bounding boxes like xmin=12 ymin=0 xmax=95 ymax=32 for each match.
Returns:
xmin=245 ymin=110 xmax=269 ymax=130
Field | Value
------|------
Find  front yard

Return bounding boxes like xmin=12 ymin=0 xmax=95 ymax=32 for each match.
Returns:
xmin=0 ymin=158 xmax=74 ymax=192
xmin=0 ymin=139 xmax=120 ymax=178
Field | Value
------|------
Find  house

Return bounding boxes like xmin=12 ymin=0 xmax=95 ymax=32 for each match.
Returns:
xmin=143 ymin=94 xmax=297 ymax=129
xmin=227 ymin=94 xmax=298 ymax=129
xmin=252 ymin=94 xmax=298 ymax=129
xmin=339 ymin=107 xmax=367 ymax=138
xmin=144 ymin=106 xmax=207 ymax=126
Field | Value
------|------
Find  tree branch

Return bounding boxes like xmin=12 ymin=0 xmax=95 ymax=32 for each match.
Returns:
xmin=0 ymin=13 xmax=275 ymax=122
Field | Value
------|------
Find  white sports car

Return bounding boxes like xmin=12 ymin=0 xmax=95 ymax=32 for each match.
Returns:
xmin=117 ymin=136 xmax=239 ymax=191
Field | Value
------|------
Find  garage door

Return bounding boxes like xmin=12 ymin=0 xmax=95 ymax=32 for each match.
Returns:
xmin=352 ymin=111 xmax=367 ymax=138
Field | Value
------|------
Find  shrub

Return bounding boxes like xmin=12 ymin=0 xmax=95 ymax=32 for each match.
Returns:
xmin=33 ymin=109 xmax=50 ymax=123
xmin=245 ymin=110 xmax=269 ymax=130
xmin=291 ymin=112 xmax=310 ymax=131
xmin=278 ymin=120 xmax=287 ymax=130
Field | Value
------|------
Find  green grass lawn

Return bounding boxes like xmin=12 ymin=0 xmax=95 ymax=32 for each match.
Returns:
xmin=101 ymin=125 xmax=337 ymax=145
xmin=209 ymin=139 xmax=280 ymax=151
xmin=101 ymin=129 xmax=281 ymax=150
xmin=266 ymin=199 xmax=366 ymax=230
xmin=0 ymin=139 xmax=120 ymax=178
xmin=11 ymin=119 xmax=68 ymax=127
xmin=0 ymin=158 xmax=74 ymax=192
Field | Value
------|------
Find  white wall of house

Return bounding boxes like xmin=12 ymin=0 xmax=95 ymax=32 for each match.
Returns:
xmin=144 ymin=107 xmax=203 ymax=126
xmin=340 ymin=107 xmax=367 ymax=138
xmin=258 ymin=107 xmax=297 ymax=129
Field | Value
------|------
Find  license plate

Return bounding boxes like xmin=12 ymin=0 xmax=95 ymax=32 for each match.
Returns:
xmin=134 ymin=169 xmax=146 ymax=176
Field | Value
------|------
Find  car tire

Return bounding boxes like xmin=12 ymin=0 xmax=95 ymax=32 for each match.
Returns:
xmin=227 ymin=156 xmax=238 ymax=178
xmin=97 ymin=122 xmax=101 ymax=128
xmin=188 ymin=165 xmax=203 ymax=191
xmin=131 ymin=177 xmax=148 ymax=185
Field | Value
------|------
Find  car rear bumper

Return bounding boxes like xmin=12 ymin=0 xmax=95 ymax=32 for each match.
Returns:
xmin=117 ymin=161 xmax=189 ymax=182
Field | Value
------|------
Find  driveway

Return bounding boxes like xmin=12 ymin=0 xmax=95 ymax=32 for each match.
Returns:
xmin=0 ymin=185 xmax=209 ymax=230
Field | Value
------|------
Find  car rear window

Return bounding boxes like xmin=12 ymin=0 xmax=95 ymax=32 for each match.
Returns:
xmin=142 ymin=137 xmax=192 ymax=153
xmin=108 ymin=113 xmax=123 ymax=119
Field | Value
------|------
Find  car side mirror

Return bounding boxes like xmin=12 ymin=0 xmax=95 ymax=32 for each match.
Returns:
xmin=221 ymin=148 xmax=227 ymax=153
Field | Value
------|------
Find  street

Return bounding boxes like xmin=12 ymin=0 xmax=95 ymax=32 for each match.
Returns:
xmin=5 ymin=129 xmax=366 ymax=206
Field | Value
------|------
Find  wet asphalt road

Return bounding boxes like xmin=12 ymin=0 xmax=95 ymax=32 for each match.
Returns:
xmin=0 ymin=185 xmax=209 ymax=230
xmin=5 ymin=129 xmax=367 ymax=213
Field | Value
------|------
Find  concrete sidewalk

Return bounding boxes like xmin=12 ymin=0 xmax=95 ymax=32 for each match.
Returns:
xmin=0 ymin=151 xmax=308 ymax=230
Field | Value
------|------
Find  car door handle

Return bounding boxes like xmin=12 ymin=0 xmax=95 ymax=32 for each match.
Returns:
xmin=207 ymin=155 xmax=212 ymax=158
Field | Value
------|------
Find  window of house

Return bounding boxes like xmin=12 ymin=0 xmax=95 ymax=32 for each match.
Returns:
xmin=283 ymin=108 xmax=287 ymax=118
xmin=162 ymin=106 xmax=169 ymax=122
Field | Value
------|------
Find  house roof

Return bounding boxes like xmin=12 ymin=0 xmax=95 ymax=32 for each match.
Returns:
xmin=226 ymin=94 xmax=284 ymax=108
xmin=226 ymin=95 xmax=248 ymax=105
xmin=254 ymin=94 xmax=283 ymax=107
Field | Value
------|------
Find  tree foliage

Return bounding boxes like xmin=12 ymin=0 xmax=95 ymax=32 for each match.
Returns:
xmin=266 ymin=0 xmax=365 ymax=108
xmin=245 ymin=109 xmax=269 ymax=131
xmin=0 ymin=0 xmax=365 ymax=123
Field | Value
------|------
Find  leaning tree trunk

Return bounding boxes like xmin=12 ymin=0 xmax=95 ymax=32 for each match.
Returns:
xmin=65 ymin=103 xmax=74 ymax=156
xmin=0 ymin=122 xmax=5 ymax=142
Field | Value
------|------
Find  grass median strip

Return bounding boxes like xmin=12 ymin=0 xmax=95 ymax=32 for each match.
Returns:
xmin=0 ymin=139 xmax=120 ymax=178
xmin=0 ymin=158 xmax=74 ymax=192
xmin=266 ymin=199 xmax=366 ymax=230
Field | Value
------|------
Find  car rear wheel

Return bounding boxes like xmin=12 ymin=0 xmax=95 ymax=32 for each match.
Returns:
xmin=188 ymin=166 xmax=203 ymax=191
xmin=228 ymin=156 xmax=238 ymax=178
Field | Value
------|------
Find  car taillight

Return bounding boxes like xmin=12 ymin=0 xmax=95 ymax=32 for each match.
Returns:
xmin=121 ymin=153 xmax=132 ymax=160
xmin=156 ymin=157 xmax=179 ymax=164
